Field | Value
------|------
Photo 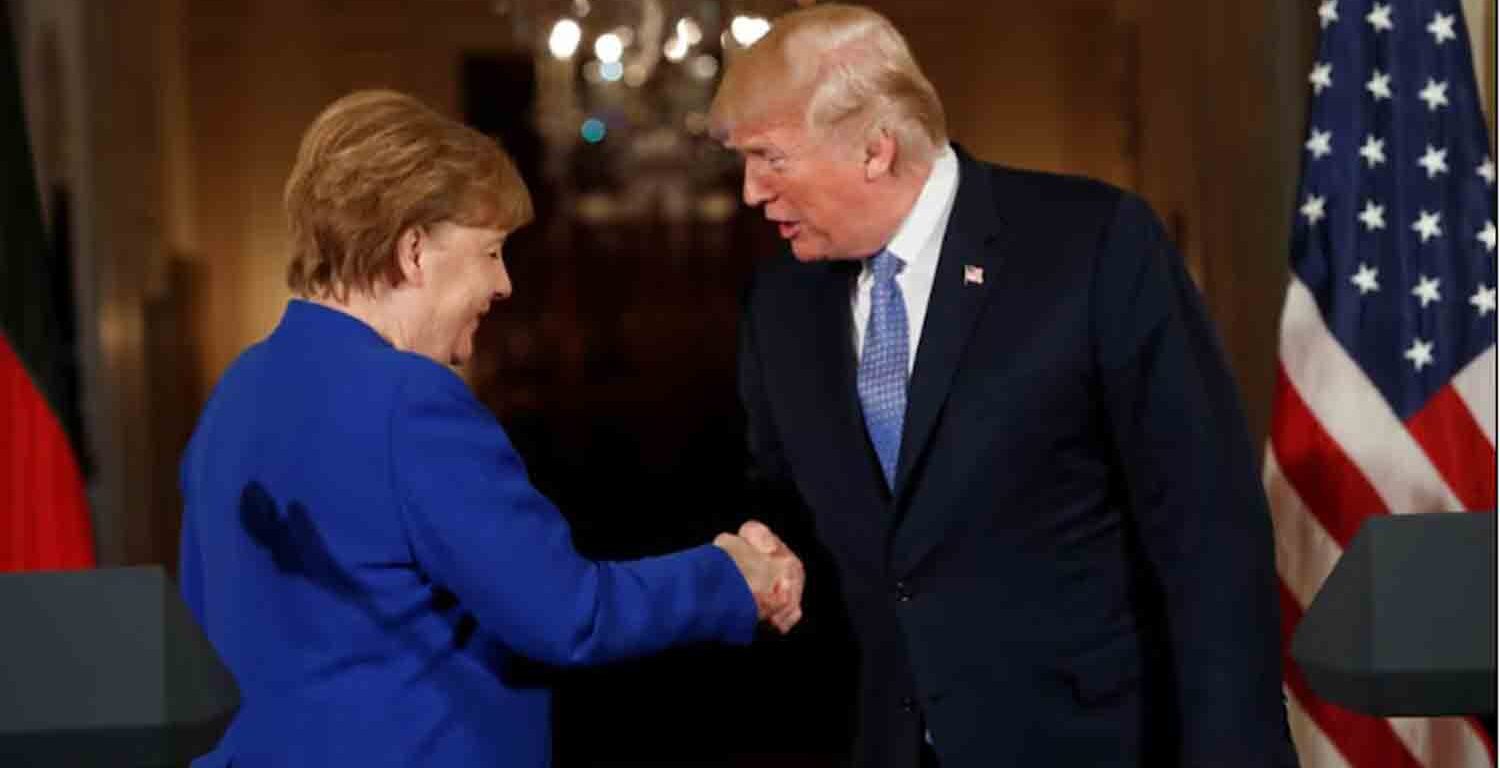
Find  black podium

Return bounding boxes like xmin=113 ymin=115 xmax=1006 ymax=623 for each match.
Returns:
xmin=0 ymin=566 xmax=239 ymax=766
xmin=1291 ymin=511 xmax=1496 ymax=716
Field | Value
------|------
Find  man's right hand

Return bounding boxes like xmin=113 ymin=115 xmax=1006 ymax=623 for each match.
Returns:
xmin=713 ymin=520 xmax=805 ymax=634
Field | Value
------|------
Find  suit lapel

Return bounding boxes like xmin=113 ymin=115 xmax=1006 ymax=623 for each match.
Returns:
xmin=782 ymin=149 xmax=1011 ymax=549
xmin=893 ymin=149 xmax=1006 ymax=504
xmin=796 ymin=260 xmax=892 ymax=506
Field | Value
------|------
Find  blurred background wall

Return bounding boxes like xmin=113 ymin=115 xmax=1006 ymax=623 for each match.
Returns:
xmin=6 ymin=0 xmax=1495 ymax=764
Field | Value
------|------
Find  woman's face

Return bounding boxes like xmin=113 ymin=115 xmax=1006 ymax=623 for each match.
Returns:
xmin=409 ymin=221 xmax=511 ymax=366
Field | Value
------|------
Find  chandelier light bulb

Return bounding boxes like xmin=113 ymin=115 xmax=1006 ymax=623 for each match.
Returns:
xmin=548 ymin=19 xmax=582 ymax=59
xmin=676 ymin=18 xmax=703 ymax=45
xmin=689 ymin=53 xmax=719 ymax=80
xmin=730 ymin=16 xmax=771 ymax=47
xmin=594 ymin=32 xmax=624 ymax=64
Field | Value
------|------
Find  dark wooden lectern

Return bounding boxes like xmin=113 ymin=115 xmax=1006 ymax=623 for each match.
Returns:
xmin=1291 ymin=512 xmax=1496 ymax=716
xmin=0 ymin=566 xmax=238 ymax=766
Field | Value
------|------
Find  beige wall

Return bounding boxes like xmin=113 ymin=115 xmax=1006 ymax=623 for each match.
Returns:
xmin=176 ymin=0 xmax=517 ymax=393
xmin=878 ymin=2 xmax=1135 ymax=188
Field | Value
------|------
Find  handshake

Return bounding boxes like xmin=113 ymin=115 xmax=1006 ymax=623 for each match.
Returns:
xmin=712 ymin=521 xmax=806 ymax=634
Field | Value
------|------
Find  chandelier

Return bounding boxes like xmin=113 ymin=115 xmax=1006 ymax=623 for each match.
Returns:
xmin=489 ymin=0 xmax=813 ymax=225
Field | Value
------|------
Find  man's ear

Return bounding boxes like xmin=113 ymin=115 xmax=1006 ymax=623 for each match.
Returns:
xmin=863 ymin=126 xmax=897 ymax=181
xmin=395 ymin=225 xmax=424 ymax=286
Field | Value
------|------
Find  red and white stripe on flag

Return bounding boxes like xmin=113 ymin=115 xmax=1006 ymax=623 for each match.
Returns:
xmin=1268 ymin=281 xmax=1495 ymax=768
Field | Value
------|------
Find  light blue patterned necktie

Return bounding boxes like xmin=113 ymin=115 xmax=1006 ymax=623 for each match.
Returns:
xmin=857 ymin=249 xmax=908 ymax=490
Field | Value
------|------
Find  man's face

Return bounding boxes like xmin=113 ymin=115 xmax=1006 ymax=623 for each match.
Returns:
xmin=725 ymin=116 xmax=886 ymax=262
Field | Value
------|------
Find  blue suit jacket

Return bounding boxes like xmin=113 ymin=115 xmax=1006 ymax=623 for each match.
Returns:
xmin=739 ymin=147 xmax=1297 ymax=767
xmin=179 ymin=300 xmax=756 ymax=767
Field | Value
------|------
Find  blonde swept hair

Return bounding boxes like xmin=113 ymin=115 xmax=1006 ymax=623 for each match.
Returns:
xmin=710 ymin=4 xmax=946 ymax=169
xmin=283 ymin=89 xmax=533 ymax=299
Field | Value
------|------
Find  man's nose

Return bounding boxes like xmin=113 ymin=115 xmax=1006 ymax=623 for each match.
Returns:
xmin=493 ymin=261 xmax=513 ymax=300
xmin=743 ymin=164 xmax=772 ymax=207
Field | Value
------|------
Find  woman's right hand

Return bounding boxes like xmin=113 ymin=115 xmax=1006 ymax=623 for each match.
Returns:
xmin=713 ymin=521 xmax=805 ymax=634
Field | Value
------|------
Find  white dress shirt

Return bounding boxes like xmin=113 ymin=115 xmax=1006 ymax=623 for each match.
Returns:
xmin=851 ymin=144 xmax=960 ymax=374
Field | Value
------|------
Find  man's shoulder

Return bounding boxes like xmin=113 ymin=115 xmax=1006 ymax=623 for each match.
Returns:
xmin=973 ymin=159 xmax=1134 ymax=216
xmin=962 ymin=158 xmax=1171 ymax=247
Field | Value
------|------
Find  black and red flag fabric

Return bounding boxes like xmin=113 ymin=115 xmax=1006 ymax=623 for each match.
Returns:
xmin=0 ymin=4 xmax=94 ymax=571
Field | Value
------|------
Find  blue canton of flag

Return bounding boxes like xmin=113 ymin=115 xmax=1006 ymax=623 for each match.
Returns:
xmin=1291 ymin=0 xmax=1495 ymax=420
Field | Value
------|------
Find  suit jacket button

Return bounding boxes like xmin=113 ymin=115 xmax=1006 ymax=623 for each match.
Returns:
xmin=894 ymin=581 xmax=913 ymax=602
xmin=900 ymin=696 xmax=917 ymax=713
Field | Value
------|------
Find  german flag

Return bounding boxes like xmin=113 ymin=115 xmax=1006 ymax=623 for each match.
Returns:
xmin=0 ymin=4 xmax=94 ymax=571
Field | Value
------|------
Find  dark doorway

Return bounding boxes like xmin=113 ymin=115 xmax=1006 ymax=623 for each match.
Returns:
xmin=461 ymin=53 xmax=856 ymax=767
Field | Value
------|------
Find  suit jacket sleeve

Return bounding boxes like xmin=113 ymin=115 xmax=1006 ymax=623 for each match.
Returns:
xmin=736 ymin=277 xmax=832 ymax=569
xmin=1091 ymin=194 xmax=1294 ymax=766
xmin=738 ymin=279 xmax=796 ymax=529
xmin=388 ymin=360 xmax=758 ymax=666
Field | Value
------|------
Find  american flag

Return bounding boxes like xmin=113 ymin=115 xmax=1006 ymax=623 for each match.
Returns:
xmin=1268 ymin=1 xmax=1496 ymax=767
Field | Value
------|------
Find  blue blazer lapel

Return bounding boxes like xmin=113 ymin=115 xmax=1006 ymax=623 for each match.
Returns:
xmin=893 ymin=148 xmax=1006 ymax=501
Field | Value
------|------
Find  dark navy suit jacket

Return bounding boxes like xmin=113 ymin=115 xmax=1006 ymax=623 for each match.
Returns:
xmin=739 ymin=148 xmax=1297 ymax=767
xmin=179 ymin=300 xmax=756 ymax=767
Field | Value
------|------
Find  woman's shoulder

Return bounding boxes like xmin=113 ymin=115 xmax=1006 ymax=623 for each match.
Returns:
xmin=380 ymin=351 xmax=499 ymax=434
xmin=384 ymin=349 xmax=471 ymax=398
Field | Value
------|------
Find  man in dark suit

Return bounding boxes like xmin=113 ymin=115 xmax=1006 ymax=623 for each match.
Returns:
xmin=710 ymin=5 xmax=1298 ymax=767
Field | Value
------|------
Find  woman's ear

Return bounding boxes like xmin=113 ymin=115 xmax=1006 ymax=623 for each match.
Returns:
xmin=395 ymin=226 xmax=424 ymax=286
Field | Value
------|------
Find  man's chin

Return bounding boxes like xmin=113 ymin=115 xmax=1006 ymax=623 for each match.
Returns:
xmin=791 ymin=244 xmax=859 ymax=263
xmin=789 ymin=242 xmax=827 ymax=262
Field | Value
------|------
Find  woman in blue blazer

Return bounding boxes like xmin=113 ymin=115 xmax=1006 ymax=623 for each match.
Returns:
xmin=177 ymin=89 xmax=804 ymax=767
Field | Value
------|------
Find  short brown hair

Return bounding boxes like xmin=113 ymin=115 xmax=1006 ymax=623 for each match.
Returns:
xmin=711 ymin=4 xmax=946 ymax=169
xmin=284 ymin=89 xmax=533 ymax=299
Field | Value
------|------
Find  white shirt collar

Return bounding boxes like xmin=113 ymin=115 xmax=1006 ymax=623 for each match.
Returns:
xmin=880 ymin=144 xmax=959 ymax=269
xmin=850 ymin=144 xmax=960 ymax=368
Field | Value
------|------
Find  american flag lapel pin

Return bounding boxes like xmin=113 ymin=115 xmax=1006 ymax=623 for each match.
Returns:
xmin=963 ymin=264 xmax=984 ymax=286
